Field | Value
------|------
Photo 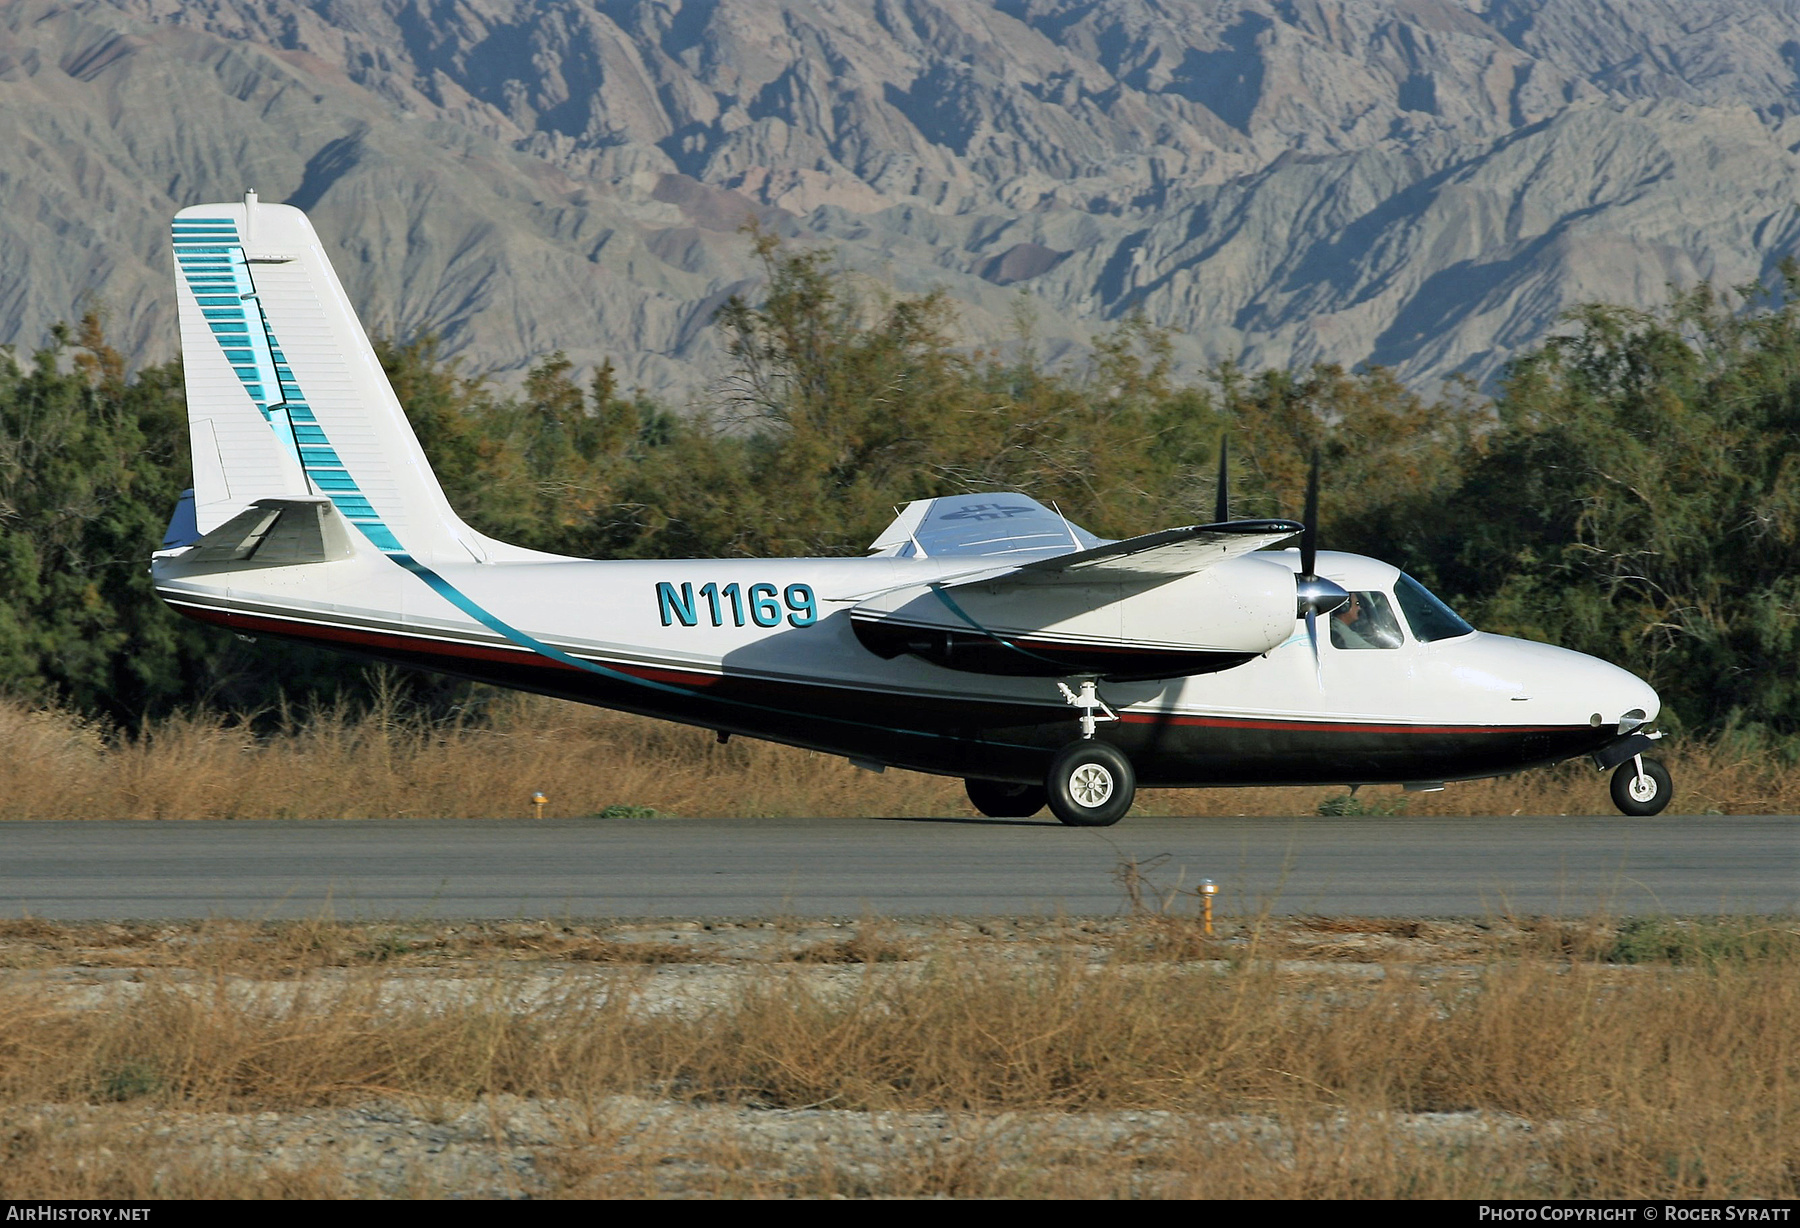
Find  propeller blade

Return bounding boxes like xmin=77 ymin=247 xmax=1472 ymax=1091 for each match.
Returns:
xmin=1306 ymin=609 xmax=1322 ymax=690
xmin=1300 ymin=450 xmax=1320 ymax=579
xmin=1214 ymin=436 xmax=1229 ymax=524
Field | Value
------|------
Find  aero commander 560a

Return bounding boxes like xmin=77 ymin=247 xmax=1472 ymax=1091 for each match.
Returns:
xmin=151 ymin=194 xmax=1671 ymax=825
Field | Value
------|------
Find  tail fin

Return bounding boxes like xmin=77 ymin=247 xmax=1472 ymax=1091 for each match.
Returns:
xmin=172 ymin=192 xmax=492 ymax=562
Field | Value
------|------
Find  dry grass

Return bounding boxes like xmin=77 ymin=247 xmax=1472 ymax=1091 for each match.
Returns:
xmin=0 ymin=915 xmax=1794 ymax=1198
xmin=0 ymin=692 xmax=1792 ymax=820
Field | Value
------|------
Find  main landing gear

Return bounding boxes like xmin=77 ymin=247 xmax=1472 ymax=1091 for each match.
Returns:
xmin=962 ymin=677 xmax=1140 ymax=826
xmin=1045 ymin=739 xmax=1136 ymax=826
xmin=1610 ymin=755 xmax=1672 ymax=817
xmin=964 ymin=778 xmax=1049 ymax=818
xmin=1045 ymin=677 xmax=1136 ymax=826
xmin=966 ymin=744 xmax=1138 ymax=825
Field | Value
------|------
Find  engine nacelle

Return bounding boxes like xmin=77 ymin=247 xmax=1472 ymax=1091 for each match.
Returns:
xmin=850 ymin=555 xmax=1296 ymax=680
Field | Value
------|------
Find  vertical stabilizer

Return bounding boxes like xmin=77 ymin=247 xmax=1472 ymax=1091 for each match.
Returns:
xmin=172 ymin=193 xmax=489 ymax=561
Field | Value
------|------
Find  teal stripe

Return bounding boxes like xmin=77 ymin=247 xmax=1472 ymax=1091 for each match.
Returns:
xmin=391 ymin=554 xmax=694 ymax=699
xmin=358 ymin=524 xmax=403 ymax=552
xmin=385 ymin=553 xmax=1045 ymax=748
xmin=927 ymin=583 xmax=1074 ymax=670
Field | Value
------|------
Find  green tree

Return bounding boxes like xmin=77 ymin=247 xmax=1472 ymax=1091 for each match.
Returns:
xmin=1216 ymin=360 xmax=1490 ymax=565
xmin=0 ymin=314 xmax=201 ymax=718
xmin=1438 ymin=283 xmax=1800 ymax=732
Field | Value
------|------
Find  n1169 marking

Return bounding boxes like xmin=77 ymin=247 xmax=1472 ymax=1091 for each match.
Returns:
xmin=656 ymin=582 xmax=817 ymax=628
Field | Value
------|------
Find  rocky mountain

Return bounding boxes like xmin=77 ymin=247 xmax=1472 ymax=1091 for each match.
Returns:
xmin=6 ymin=0 xmax=1800 ymax=401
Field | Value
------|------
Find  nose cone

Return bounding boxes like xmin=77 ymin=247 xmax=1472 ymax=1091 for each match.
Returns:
xmin=1538 ymin=642 xmax=1661 ymax=729
xmin=1448 ymin=634 xmax=1660 ymax=728
xmin=1614 ymin=667 xmax=1661 ymax=727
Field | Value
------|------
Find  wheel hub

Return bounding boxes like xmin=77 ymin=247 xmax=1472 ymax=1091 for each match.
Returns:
xmin=1069 ymin=763 xmax=1115 ymax=807
xmin=1628 ymin=774 xmax=1657 ymax=803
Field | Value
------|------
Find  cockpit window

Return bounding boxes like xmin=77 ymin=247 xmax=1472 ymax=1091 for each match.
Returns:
xmin=1394 ymin=573 xmax=1475 ymax=642
xmin=1330 ymin=590 xmax=1404 ymax=650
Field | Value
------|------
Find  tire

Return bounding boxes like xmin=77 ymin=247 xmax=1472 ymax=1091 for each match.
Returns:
xmin=1046 ymin=740 xmax=1136 ymax=827
xmin=965 ymin=778 xmax=1048 ymax=818
xmin=1610 ymin=757 xmax=1672 ymax=817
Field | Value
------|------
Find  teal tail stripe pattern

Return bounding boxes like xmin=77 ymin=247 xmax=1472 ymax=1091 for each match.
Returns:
xmin=172 ymin=220 xmax=402 ymax=553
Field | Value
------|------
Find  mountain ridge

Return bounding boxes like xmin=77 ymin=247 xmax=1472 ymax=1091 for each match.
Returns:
xmin=5 ymin=0 xmax=1800 ymax=400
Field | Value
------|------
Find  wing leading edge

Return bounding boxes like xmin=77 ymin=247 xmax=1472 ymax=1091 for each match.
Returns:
xmin=1010 ymin=518 xmax=1302 ymax=582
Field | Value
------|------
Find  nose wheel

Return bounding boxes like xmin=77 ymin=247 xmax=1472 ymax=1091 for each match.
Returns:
xmin=1610 ymin=756 xmax=1672 ymax=816
xmin=1046 ymin=740 xmax=1136 ymax=827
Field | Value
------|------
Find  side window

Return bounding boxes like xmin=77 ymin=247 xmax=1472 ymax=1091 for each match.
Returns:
xmin=1329 ymin=590 xmax=1404 ymax=650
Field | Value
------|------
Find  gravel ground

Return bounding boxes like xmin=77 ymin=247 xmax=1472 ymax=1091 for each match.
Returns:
xmin=8 ymin=1093 xmax=1551 ymax=1198
xmin=0 ymin=915 xmax=1599 ymax=1197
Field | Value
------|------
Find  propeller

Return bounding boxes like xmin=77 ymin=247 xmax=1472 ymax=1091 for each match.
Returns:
xmin=1293 ymin=452 xmax=1349 ymax=688
xmin=1214 ymin=436 xmax=1230 ymax=523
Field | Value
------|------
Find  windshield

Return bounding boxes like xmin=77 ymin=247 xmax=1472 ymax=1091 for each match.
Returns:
xmin=1394 ymin=573 xmax=1474 ymax=642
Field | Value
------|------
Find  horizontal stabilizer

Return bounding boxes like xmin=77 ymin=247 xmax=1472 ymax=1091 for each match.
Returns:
xmin=180 ymin=497 xmax=357 ymax=568
xmin=868 ymin=493 xmax=1103 ymax=560
xmin=160 ymin=489 xmax=200 ymax=550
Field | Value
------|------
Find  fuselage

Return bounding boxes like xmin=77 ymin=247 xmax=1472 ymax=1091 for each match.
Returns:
xmin=152 ymin=542 xmax=1660 ymax=789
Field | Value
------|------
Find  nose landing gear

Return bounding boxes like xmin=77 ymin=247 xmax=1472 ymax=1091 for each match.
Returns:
xmin=1610 ymin=755 xmax=1672 ymax=816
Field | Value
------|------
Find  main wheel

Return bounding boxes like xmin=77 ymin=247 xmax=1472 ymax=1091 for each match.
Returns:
xmin=965 ymin=778 xmax=1048 ymax=818
xmin=1610 ymin=757 xmax=1672 ymax=817
xmin=1045 ymin=740 xmax=1136 ymax=827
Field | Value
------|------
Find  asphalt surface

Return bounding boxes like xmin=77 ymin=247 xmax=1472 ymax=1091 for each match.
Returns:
xmin=1 ymin=815 xmax=1794 ymax=920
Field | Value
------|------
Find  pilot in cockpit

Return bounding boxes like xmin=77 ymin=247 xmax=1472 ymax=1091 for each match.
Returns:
xmin=1331 ymin=591 xmax=1403 ymax=650
xmin=1331 ymin=594 xmax=1373 ymax=649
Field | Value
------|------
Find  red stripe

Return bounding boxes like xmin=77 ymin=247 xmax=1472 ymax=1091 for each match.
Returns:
xmin=1118 ymin=712 xmax=1575 ymax=735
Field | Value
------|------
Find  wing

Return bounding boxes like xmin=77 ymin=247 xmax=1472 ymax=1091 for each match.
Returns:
xmin=856 ymin=497 xmax=1300 ymax=601
xmin=849 ymin=504 xmax=1303 ymax=679
xmin=1010 ymin=519 xmax=1302 ymax=582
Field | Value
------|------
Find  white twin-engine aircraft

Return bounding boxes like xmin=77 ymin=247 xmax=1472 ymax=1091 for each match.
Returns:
xmin=151 ymin=195 xmax=1672 ymax=825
